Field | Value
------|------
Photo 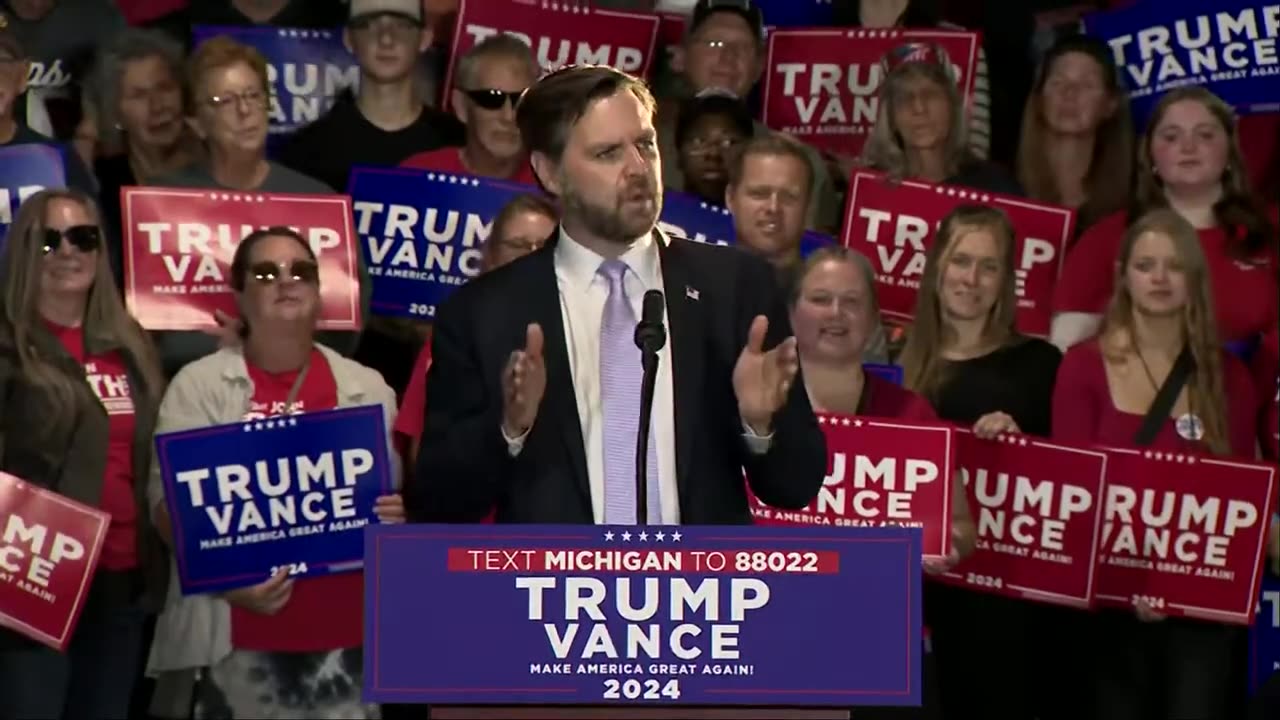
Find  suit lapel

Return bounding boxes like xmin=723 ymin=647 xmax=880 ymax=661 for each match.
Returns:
xmin=526 ymin=243 xmax=592 ymax=507
xmin=657 ymin=237 xmax=703 ymax=503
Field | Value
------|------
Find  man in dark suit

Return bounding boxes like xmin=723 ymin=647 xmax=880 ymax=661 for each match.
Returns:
xmin=410 ymin=64 xmax=825 ymax=525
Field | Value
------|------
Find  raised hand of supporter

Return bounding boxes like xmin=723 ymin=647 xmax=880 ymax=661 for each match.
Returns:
xmin=973 ymin=411 xmax=1020 ymax=439
xmin=374 ymin=494 xmax=406 ymax=524
xmin=501 ymin=323 xmax=546 ymax=437
xmin=223 ymin=568 xmax=294 ymax=615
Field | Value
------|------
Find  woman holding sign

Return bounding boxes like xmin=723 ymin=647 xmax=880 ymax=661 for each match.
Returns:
xmin=0 ymin=189 xmax=167 ymax=720
xmin=788 ymin=245 xmax=976 ymax=720
xmin=1052 ymin=208 xmax=1275 ymax=720
xmin=897 ymin=204 xmax=1063 ymax=720
xmin=145 ymin=227 xmax=404 ymax=720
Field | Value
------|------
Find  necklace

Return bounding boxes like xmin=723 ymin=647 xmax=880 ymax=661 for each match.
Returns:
xmin=1134 ymin=347 xmax=1161 ymax=392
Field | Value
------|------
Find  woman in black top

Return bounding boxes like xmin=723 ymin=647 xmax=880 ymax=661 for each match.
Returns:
xmin=898 ymin=205 xmax=1064 ymax=720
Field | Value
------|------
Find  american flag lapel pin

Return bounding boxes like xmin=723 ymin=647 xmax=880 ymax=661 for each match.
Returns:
xmin=685 ymin=285 xmax=700 ymax=301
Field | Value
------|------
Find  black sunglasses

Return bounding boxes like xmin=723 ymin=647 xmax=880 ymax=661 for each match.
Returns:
xmin=462 ymin=88 xmax=525 ymax=110
xmin=248 ymin=259 xmax=320 ymax=285
xmin=42 ymin=226 xmax=102 ymax=255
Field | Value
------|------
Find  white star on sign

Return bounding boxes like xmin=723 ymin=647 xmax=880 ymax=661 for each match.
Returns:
xmin=654 ymin=531 xmax=665 ymax=542
xmin=854 ymin=419 xmax=864 ymax=427
xmin=817 ymin=415 xmax=828 ymax=425
xmin=841 ymin=417 xmax=851 ymax=427
xmin=638 ymin=531 xmax=649 ymax=541
xmin=604 ymin=531 xmax=615 ymax=541
xmin=670 ymin=531 xmax=682 ymax=542
xmin=621 ymin=531 xmax=632 ymax=542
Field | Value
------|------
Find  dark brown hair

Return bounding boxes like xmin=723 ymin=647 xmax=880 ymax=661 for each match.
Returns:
xmin=726 ymin=133 xmax=814 ymax=196
xmin=515 ymin=64 xmax=657 ymax=163
xmin=492 ymin=194 xmax=559 ymax=244
xmin=229 ymin=227 xmax=317 ymax=338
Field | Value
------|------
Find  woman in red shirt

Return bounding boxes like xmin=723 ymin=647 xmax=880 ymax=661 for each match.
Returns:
xmin=0 ymin=190 xmax=166 ymax=719
xmin=148 ymin=228 xmax=404 ymax=720
xmin=1051 ymin=86 xmax=1278 ymax=355
xmin=789 ymin=245 xmax=975 ymax=720
xmin=1052 ymin=208 xmax=1264 ymax=720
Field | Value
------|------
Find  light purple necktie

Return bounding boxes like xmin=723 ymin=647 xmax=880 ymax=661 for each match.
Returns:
xmin=598 ymin=259 xmax=661 ymax=525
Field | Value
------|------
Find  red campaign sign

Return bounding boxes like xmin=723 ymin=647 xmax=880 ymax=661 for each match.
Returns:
xmin=1094 ymin=448 xmax=1278 ymax=625
xmin=940 ymin=431 xmax=1108 ymax=609
xmin=445 ymin=0 xmax=660 ymax=109
xmin=841 ymin=170 xmax=1075 ymax=337
xmin=0 ymin=472 xmax=108 ymax=650
xmin=751 ymin=413 xmax=955 ymax=559
xmin=762 ymin=28 xmax=981 ymax=158
xmin=121 ymin=187 xmax=362 ymax=331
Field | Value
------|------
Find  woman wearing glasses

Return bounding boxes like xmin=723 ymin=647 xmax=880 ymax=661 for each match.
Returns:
xmin=152 ymin=36 xmax=370 ymax=378
xmin=400 ymin=33 xmax=540 ymax=183
xmin=145 ymin=227 xmax=403 ymax=720
xmin=0 ymin=189 xmax=167 ymax=720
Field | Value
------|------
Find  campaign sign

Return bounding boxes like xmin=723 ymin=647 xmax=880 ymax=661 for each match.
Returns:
xmin=156 ymin=406 xmax=394 ymax=595
xmin=763 ymin=29 xmax=981 ymax=157
xmin=364 ymin=523 xmax=923 ymax=705
xmin=0 ymin=144 xmax=67 ymax=241
xmin=941 ymin=431 xmax=1108 ymax=608
xmin=756 ymin=0 xmax=837 ymax=28
xmin=752 ymin=414 xmax=955 ymax=559
xmin=446 ymin=0 xmax=659 ymax=109
xmin=0 ymin=472 xmax=108 ymax=651
xmin=1253 ymin=573 xmax=1280 ymax=691
xmin=1094 ymin=447 xmax=1277 ymax=624
xmin=863 ymin=363 xmax=905 ymax=386
xmin=1083 ymin=0 xmax=1280 ymax=122
xmin=348 ymin=166 xmax=535 ymax=319
xmin=192 ymin=26 xmax=359 ymax=138
xmin=121 ymin=187 xmax=361 ymax=331
xmin=842 ymin=170 xmax=1075 ymax=337
xmin=659 ymin=190 xmax=833 ymax=256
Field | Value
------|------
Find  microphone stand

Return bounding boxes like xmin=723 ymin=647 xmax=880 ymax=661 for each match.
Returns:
xmin=636 ymin=347 xmax=660 ymax=527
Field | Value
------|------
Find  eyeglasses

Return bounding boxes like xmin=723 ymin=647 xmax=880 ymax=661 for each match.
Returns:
xmin=204 ymin=88 xmax=269 ymax=112
xmin=462 ymin=88 xmax=525 ymax=111
xmin=248 ymin=259 xmax=320 ymax=285
xmin=685 ymin=135 xmax=742 ymax=156
xmin=42 ymin=226 xmax=102 ymax=255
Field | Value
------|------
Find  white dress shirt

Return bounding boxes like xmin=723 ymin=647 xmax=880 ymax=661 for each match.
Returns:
xmin=503 ymin=228 xmax=772 ymax=525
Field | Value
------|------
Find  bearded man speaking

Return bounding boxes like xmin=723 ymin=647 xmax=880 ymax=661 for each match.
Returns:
xmin=410 ymin=64 xmax=824 ymax=526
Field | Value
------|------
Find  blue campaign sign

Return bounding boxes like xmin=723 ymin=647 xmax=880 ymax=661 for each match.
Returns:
xmin=156 ymin=405 xmax=394 ymax=595
xmin=348 ymin=165 xmax=538 ymax=319
xmin=659 ymin=191 xmax=834 ymax=257
xmin=864 ymin=363 xmax=904 ymax=386
xmin=191 ymin=26 xmax=359 ymax=140
xmin=758 ymin=0 xmax=835 ymax=29
xmin=1251 ymin=573 xmax=1280 ymax=692
xmin=0 ymin=143 xmax=68 ymax=242
xmin=364 ymin=523 xmax=923 ymax=706
xmin=1083 ymin=0 xmax=1280 ymax=123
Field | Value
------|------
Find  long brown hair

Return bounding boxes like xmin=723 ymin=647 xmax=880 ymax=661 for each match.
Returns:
xmin=1132 ymin=86 xmax=1274 ymax=260
xmin=861 ymin=58 xmax=972 ymax=181
xmin=899 ymin=205 xmax=1022 ymax=399
xmin=1016 ymin=34 xmax=1133 ymax=230
xmin=1100 ymin=208 xmax=1229 ymax=455
xmin=0 ymin=190 xmax=165 ymax=440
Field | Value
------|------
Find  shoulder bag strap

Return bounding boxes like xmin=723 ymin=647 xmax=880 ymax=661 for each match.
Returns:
xmin=1133 ymin=345 xmax=1195 ymax=447
xmin=284 ymin=355 xmax=312 ymax=412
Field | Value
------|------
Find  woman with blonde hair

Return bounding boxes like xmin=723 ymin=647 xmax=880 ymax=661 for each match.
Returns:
xmin=0 ymin=189 xmax=167 ymax=719
xmin=898 ymin=204 xmax=1062 ymax=718
xmin=1016 ymin=33 xmax=1132 ymax=235
xmin=1052 ymin=208 xmax=1276 ymax=720
xmin=1052 ymin=86 xmax=1277 ymax=354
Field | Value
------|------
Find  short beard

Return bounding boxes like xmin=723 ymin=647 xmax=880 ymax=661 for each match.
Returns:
xmin=559 ymin=176 xmax=662 ymax=245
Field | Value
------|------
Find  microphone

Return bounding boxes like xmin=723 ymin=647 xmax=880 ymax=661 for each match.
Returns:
xmin=633 ymin=290 xmax=666 ymax=526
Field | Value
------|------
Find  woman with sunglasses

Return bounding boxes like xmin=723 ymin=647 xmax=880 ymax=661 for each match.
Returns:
xmin=399 ymin=33 xmax=540 ymax=184
xmin=0 ymin=189 xmax=167 ymax=720
xmin=152 ymin=35 xmax=370 ymax=379
xmin=145 ymin=227 xmax=403 ymax=720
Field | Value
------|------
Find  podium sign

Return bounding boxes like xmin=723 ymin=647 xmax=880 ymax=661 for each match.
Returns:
xmin=364 ymin=524 xmax=923 ymax=706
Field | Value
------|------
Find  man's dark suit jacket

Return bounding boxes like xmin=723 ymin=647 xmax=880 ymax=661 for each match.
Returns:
xmin=410 ymin=231 xmax=826 ymax=524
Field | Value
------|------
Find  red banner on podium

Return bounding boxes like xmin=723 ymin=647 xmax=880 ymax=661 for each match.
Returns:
xmin=1094 ymin=448 xmax=1277 ymax=624
xmin=0 ymin=472 xmax=108 ymax=650
xmin=751 ymin=414 xmax=954 ymax=559
xmin=762 ymin=28 xmax=980 ymax=157
xmin=120 ymin=187 xmax=361 ymax=331
xmin=445 ymin=0 xmax=659 ymax=108
xmin=841 ymin=170 xmax=1074 ymax=337
xmin=941 ymin=431 xmax=1108 ymax=608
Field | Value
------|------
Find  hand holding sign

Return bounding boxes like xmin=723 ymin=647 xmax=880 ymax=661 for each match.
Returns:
xmin=734 ymin=316 xmax=799 ymax=436
xmin=373 ymin=494 xmax=406 ymax=524
xmin=502 ymin=323 xmax=546 ymax=438
xmin=222 ymin=567 xmax=294 ymax=615
xmin=972 ymin=412 xmax=1020 ymax=439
